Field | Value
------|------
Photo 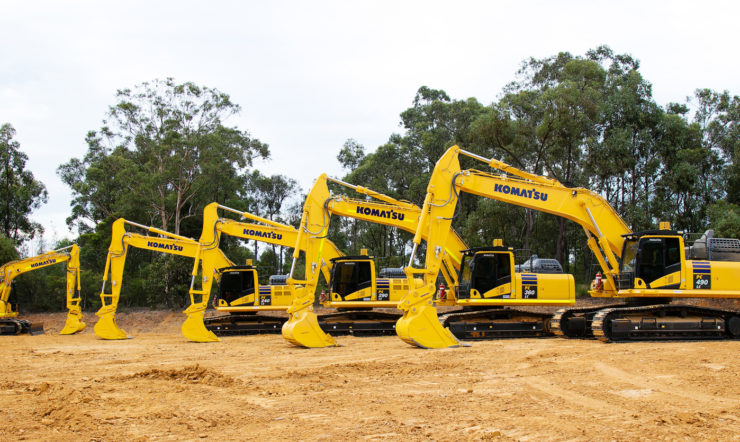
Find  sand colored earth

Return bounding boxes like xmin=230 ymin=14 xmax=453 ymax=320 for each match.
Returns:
xmin=1 ymin=310 xmax=738 ymax=441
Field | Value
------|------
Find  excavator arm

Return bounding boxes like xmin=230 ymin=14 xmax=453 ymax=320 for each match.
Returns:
xmin=0 ymin=245 xmax=85 ymax=335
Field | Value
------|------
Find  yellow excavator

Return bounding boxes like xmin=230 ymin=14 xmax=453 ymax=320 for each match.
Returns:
xmin=95 ymin=206 xmax=344 ymax=344
xmin=396 ymin=145 xmax=740 ymax=347
xmin=0 ymin=244 xmax=85 ymax=335
xmin=94 ymin=219 xmax=231 ymax=341
xmin=281 ymin=173 xmax=575 ymax=347
xmin=197 ymin=202 xmax=342 ymax=339
xmin=282 ymin=172 xmax=463 ymax=347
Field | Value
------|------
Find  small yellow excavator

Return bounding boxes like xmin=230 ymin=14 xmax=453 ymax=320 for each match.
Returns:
xmin=0 ymin=244 xmax=85 ymax=335
xmin=397 ymin=145 xmax=740 ymax=347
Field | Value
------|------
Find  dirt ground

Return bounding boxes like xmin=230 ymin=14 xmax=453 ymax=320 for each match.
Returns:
xmin=1 ymin=309 xmax=738 ymax=441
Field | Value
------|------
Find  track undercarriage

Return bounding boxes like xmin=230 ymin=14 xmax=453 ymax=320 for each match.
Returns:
xmin=553 ymin=302 xmax=740 ymax=342
xmin=317 ymin=310 xmax=400 ymax=336
xmin=204 ymin=313 xmax=286 ymax=336
xmin=205 ymin=310 xmax=402 ymax=337
xmin=441 ymin=308 xmax=555 ymax=340
xmin=0 ymin=318 xmax=44 ymax=335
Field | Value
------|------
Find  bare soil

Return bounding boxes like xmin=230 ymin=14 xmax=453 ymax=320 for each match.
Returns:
xmin=1 ymin=309 xmax=738 ymax=441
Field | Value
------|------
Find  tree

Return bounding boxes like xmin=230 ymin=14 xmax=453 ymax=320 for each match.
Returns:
xmin=58 ymin=78 xmax=270 ymax=235
xmin=337 ymin=139 xmax=365 ymax=170
xmin=0 ymin=123 xmax=48 ymax=243
xmin=0 ymin=234 xmax=18 ymax=265
xmin=247 ymin=171 xmax=300 ymax=270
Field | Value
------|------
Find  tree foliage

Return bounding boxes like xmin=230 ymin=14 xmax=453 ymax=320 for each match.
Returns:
xmin=331 ymin=46 xmax=738 ymax=289
xmin=58 ymin=78 xmax=269 ymax=236
xmin=0 ymin=123 xmax=48 ymax=243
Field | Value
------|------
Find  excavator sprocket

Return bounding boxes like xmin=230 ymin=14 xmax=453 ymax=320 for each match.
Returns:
xmin=592 ymin=304 xmax=740 ymax=342
xmin=551 ymin=304 xmax=626 ymax=338
xmin=396 ymin=301 xmax=460 ymax=349
xmin=441 ymin=308 xmax=554 ymax=340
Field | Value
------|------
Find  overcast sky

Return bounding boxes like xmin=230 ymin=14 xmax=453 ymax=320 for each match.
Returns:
xmin=1 ymin=0 xmax=738 ymax=245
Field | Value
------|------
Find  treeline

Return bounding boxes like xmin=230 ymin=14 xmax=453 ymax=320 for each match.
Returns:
xmin=1 ymin=46 xmax=738 ymax=311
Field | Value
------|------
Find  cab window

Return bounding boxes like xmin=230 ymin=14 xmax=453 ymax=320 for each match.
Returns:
xmin=331 ymin=261 xmax=373 ymax=297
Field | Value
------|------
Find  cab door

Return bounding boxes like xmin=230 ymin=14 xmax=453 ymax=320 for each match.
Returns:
xmin=330 ymin=260 xmax=376 ymax=301
xmin=636 ymin=237 xmax=682 ymax=289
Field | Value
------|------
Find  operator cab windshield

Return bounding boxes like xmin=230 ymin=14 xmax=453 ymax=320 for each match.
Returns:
xmin=458 ymin=252 xmax=512 ymax=297
xmin=218 ymin=269 xmax=256 ymax=304
xmin=330 ymin=260 xmax=372 ymax=299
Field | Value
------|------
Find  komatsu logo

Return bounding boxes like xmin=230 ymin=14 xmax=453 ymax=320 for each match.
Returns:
xmin=147 ymin=241 xmax=183 ymax=252
xmin=31 ymin=259 xmax=56 ymax=268
xmin=356 ymin=205 xmax=405 ymax=221
xmin=243 ymin=229 xmax=282 ymax=240
xmin=494 ymin=184 xmax=548 ymax=201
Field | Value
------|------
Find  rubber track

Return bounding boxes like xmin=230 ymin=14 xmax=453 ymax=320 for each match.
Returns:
xmin=592 ymin=304 xmax=740 ymax=342
xmin=439 ymin=308 xmax=554 ymax=340
xmin=551 ymin=304 xmax=626 ymax=338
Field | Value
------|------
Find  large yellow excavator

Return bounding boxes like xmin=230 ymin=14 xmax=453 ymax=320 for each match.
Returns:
xmin=397 ymin=145 xmax=740 ymax=347
xmin=281 ymin=173 xmax=575 ymax=347
xmin=0 ymin=244 xmax=85 ymax=335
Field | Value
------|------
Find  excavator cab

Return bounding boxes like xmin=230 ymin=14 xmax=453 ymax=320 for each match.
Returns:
xmin=328 ymin=256 xmax=376 ymax=302
xmin=213 ymin=266 xmax=260 ymax=307
xmin=457 ymin=247 xmax=514 ymax=300
xmin=618 ymin=230 xmax=683 ymax=290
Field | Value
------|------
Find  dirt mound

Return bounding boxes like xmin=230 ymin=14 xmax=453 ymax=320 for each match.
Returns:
xmin=123 ymin=364 xmax=240 ymax=387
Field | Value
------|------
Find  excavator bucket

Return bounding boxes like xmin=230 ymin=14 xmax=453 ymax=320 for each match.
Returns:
xmin=282 ymin=310 xmax=336 ymax=348
xmin=94 ymin=310 xmax=130 ymax=339
xmin=181 ymin=308 xmax=220 ymax=343
xmin=396 ymin=302 xmax=460 ymax=349
xmin=59 ymin=311 xmax=86 ymax=335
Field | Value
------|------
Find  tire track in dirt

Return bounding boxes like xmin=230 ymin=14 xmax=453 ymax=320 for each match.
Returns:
xmin=594 ymin=362 xmax=740 ymax=406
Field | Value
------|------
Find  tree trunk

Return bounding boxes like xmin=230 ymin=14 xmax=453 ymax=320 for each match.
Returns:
xmin=556 ymin=218 xmax=567 ymax=267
